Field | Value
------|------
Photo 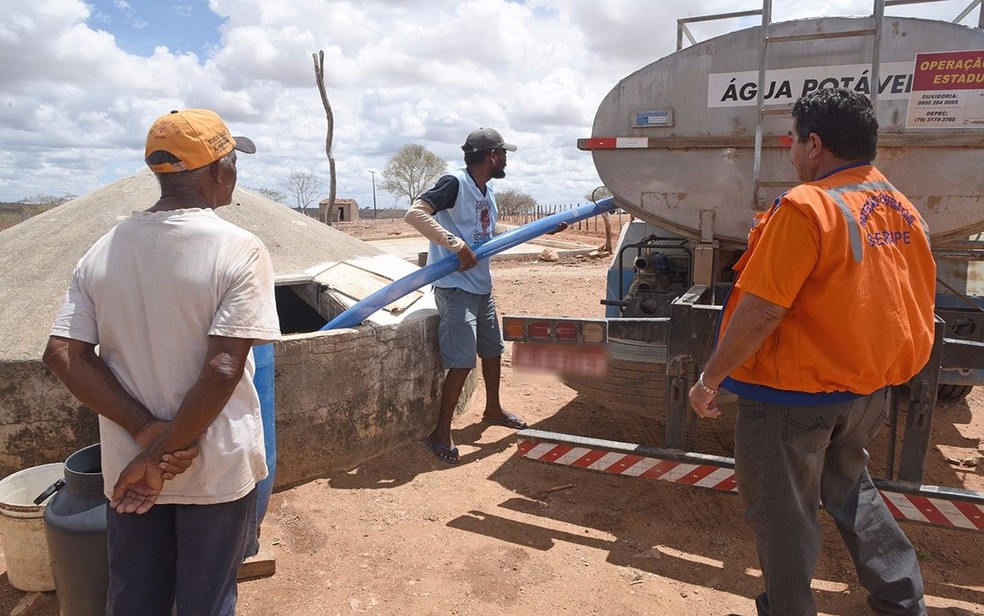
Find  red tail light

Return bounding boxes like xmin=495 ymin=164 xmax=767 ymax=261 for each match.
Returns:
xmin=555 ymin=321 xmax=578 ymax=341
xmin=528 ymin=320 xmax=552 ymax=341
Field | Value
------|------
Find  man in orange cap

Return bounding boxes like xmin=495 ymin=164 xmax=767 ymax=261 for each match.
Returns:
xmin=44 ymin=109 xmax=280 ymax=615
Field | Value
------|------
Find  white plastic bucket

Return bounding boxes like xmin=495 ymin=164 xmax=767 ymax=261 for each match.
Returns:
xmin=0 ymin=463 xmax=64 ymax=591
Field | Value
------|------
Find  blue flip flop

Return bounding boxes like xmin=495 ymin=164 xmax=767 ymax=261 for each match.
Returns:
xmin=423 ymin=439 xmax=460 ymax=464
xmin=482 ymin=414 xmax=528 ymax=429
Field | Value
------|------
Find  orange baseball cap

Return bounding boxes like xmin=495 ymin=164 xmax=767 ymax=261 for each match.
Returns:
xmin=145 ymin=109 xmax=256 ymax=173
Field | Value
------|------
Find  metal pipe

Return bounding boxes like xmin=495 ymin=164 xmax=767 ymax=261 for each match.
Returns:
xmin=870 ymin=0 xmax=885 ymax=112
xmin=751 ymin=0 xmax=772 ymax=209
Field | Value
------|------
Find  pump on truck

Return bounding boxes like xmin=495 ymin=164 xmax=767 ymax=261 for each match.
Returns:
xmin=504 ymin=0 xmax=984 ymax=532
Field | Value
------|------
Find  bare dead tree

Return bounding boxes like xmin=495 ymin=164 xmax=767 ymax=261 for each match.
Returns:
xmin=600 ymin=212 xmax=613 ymax=253
xmin=252 ymin=186 xmax=287 ymax=203
xmin=284 ymin=171 xmax=321 ymax=215
xmin=313 ymin=50 xmax=337 ymax=225
xmin=589 ymin=186 xmax=614 ymax=253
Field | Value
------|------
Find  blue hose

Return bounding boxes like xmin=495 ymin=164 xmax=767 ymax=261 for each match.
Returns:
xmin=322 ymin=198 xmax=616 ymax=330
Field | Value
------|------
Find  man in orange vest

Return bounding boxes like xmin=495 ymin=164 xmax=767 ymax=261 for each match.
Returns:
xmin=689 ymin=88 xmax=935 ymax=616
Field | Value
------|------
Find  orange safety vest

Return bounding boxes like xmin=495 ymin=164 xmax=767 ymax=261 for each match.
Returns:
xmin=719 ymin=163 xmax=936 ymax=397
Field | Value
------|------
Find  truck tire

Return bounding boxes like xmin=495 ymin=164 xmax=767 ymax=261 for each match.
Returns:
xmin=937 ymin=384 xmax=973 ymax=400
xmin=564 ymin=357 xmax=668 ymax=410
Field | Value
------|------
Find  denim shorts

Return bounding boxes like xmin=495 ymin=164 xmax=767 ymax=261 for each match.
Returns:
xmin=433 ymin=286 xmax=505 ymax=369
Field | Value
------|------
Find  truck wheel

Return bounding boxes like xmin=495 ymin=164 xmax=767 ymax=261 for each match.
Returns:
xmin=937 ymin=384 xmax=973 ymax=400
xmin=564 ymin=358 xmax=667 ymax=410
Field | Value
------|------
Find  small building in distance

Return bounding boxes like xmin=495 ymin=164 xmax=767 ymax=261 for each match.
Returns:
xmin=320 ymin=198 xmax=359 ymax=223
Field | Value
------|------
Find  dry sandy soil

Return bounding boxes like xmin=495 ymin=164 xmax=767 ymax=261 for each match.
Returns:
xmin=2 ymin=225 xmax=983 ymax=616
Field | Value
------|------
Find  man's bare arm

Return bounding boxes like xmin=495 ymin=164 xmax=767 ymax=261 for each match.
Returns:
xmin=44 ymin=336 xmax=157 ymax=438
xmin=43 ymin=336 xmax=199 ymax=477
xmin=702 ymin=293 xmax=787 ymax=388
xmin=405 ymin=198 xmax=466 ymax=252
xmin=110 ymin=335 xmax=254 ymax=513
xmin=405 ymin=198 xmax=477 ymax=270
xmin=143 ymin=336 xmax=254 ymax=459
xmin=689 ymin=293 xmax=787 ymax=418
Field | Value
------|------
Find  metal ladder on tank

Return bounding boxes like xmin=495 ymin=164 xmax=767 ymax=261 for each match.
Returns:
xmin=741 ymin=0 xmax=984 ymax=208
xmin=673 ymin=0 xmax=980 ymax=225
xmin=749 ymin=0 xmax=886 ymax=210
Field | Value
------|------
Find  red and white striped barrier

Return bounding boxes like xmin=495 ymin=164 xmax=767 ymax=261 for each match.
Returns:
xmin=517 ymin=431 xmax=984 ymax=532
xmin=517 ymin=437 xmax=737 ymax=492
xmin=881 ymin=491 xmax=984 ymax=531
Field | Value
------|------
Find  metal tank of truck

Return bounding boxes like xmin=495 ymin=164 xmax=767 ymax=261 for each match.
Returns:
xmin=505 ymin=0 xmax=984 ymax=532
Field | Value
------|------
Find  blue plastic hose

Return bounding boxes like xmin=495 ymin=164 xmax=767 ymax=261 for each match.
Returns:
xmin=322 ymin=198 xmax=616 ymax=330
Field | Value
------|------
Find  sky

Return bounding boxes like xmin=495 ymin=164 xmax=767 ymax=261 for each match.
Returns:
xmin=0 ymin=0 xmax=976 ymax=210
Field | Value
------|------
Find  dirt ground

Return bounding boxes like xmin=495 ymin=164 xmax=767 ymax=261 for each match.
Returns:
xmin=2 ymin=225 xmax=983 ymax=616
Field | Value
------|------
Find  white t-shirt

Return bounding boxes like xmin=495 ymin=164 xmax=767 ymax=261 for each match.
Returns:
xmin=50 ymin=208 xmax=282 ymax=505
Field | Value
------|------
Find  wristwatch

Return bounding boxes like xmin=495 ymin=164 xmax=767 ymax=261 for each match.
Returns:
xmin=696 ymin=372 xmax=719 ymax=395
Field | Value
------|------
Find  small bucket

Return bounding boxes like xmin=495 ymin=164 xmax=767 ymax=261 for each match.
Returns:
xmin=0 ymin=463 xmax=65 ymax=591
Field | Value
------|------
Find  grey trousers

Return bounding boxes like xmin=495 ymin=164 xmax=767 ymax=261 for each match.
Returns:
xmin=734 ymin=388 xmax=926 ymax=616
xmin=106 ymin=488 xmax=258 ymax=616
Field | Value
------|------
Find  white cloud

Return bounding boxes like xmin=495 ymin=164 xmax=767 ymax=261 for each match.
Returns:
xmin=0 ymin=0 xmax=976 ymax=207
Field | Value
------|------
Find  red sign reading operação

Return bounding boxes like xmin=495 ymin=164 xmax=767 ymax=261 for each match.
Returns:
xmin=913 ymin=50 xmax=984 ymax=90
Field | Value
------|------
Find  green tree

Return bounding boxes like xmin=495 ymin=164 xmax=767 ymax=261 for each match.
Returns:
xmin=380 ymin=144 xmax=447 ymax=205
xmin=496 ymin=188 xmax=537 ymax=217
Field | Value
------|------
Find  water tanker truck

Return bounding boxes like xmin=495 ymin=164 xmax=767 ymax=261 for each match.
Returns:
xmin=505 ymin=0 xmax=984 ymax=532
